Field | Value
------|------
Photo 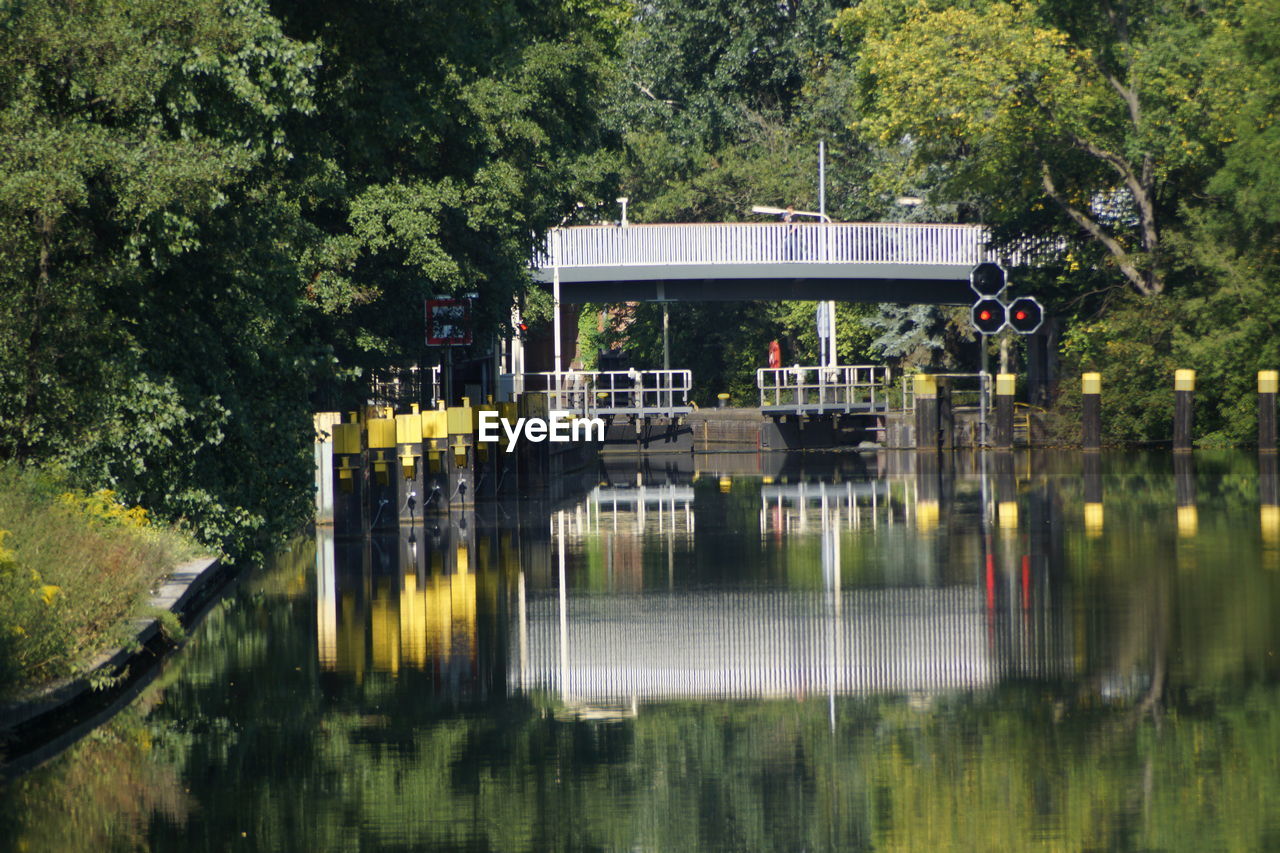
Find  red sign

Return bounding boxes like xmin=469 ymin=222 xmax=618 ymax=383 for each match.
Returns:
xmin=425 ymin=298 xmax=472 ymax=346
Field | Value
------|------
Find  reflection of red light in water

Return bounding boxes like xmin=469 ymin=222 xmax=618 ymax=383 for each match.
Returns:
xmin=1021 ymin=555 xmax=1031 ymax=610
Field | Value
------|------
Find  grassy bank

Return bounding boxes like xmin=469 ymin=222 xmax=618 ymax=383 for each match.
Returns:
xmin=0 ymin=466 xmax=201 ymax=699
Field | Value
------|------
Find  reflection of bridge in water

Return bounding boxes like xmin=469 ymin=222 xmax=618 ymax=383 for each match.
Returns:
xmin=515 ymin=588 xmax=995 ymax=703
xmin=312 ymin=468 xmax=1078 ymax=705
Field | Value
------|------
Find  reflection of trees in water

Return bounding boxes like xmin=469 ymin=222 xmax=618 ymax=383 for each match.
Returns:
xmin=9 ymin=452 xmax=1280 ymax=849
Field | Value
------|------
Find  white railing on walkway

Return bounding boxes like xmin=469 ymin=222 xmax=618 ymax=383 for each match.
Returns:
xmin=518 ymin=370 xmax=693 ymax=417
xmin=900 ymin=372 xmax=991 ymax=414
xmin=535 ymin=222 xmax=1027 ymax=270
xmin=757 ymin=365 xmax=892 ymax=414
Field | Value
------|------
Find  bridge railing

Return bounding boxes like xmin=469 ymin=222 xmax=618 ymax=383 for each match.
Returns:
xmin=518 ymin=370 xmax=693 ymax=418
xmin=757 ymin=365 xmax=892 ymax=414
xmin=536 ymin=222 xmax=1020 ymax=269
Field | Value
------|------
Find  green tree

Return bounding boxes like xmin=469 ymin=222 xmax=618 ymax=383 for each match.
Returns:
xmin=837 ymin=0 xmax=1247 ymax=297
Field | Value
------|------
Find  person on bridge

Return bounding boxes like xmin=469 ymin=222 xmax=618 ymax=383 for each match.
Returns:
xmin=768 ymin=339 xmax=782 ymax=369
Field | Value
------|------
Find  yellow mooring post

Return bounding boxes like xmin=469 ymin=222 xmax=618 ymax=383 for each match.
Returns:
xmin=496 ymin=401 xmax=520 ymax=496
xmin=395 ymin=411 xmax=424 ymax=523
xmin=420 ymin=408 xmax=449 ymax=513
xmin=366 ymin=416 xmax=398 ymax=531
xmin=1259 ymin=370 xmax=1278 ymax=452
xmin=331 ymin=420 xmax=365 ymax=536
xmin=1082 ymin=372 xmax=1102 ymax=451
xmin=1174 ymin=369 xmax=1195 ymax=452
xmin=445 ymin=399 xmax=475 ymax=506
xmin=994 ymin=373 xmax=1016 ymax=450
xmin=913 ymin=374 xmax=939 ymax=452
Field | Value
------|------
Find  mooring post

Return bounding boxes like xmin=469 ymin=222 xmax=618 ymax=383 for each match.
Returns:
xmin=1174 ymin=369 xmax=1195 ymax=452
xmin=913 ymin=374 xmax=939 ymax=452
xmin=332 ymin=419 xmax=366 ymax=536
xmin=395 ymin=411 xmax=424 ymax=523
xmin=445 ymin=399 xmax=475 ymax=507
xmin=365 ymin=415 xmax=399 ymax=531
xmin=1082 ymin=372 xmax=1101 ymax=451
xmin=1259 ymin=370 xmax=1278 ymax=452
xmin=994 ymin=373 xmax=1015 ymax=450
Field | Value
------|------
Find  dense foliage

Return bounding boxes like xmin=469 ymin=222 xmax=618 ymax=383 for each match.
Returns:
xmin=0 ymin=0 xmax=622 ymax=553
xmin=1 ymin=0 xmax=1277 ymax=553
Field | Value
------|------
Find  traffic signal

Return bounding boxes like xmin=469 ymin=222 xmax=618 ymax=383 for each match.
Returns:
xmin=516 ymin=321 xmax=529 ymax=339
xmin=971 ymin=298 xmax=1007 ymax=335
xmin=970 ymin=262 xmax=1006 ymax=297
xmin=1006 ymin=296 xmax=1044 ymax=334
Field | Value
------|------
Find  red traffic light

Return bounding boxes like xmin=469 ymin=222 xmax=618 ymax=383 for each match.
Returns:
xmin=1006 ymin=297 xmax=1044 ymax=334
xmin=971 ymin=298 xmax=1007 ymax=335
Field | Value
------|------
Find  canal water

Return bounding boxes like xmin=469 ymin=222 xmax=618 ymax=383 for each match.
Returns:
xmin=3 ymin=450 xmax=1280 ymax=851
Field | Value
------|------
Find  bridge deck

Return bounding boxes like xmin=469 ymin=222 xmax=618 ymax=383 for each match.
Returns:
xmin=533 ymin=222 xmax=1016 ymax=304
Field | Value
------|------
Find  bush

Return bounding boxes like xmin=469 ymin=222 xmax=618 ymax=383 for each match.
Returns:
xmin=0 ymin=466 xmax=200 ymax=697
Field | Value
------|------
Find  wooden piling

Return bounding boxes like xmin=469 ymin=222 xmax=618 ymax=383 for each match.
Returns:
xmin=1174 ymin=369 xmax=1195 ymax=452
xmin=1081 ymin=372 xmax=1101 ymax=451
xmin=994 ymin=373 xmax=1015 ymax=449
xmin=1260 ymin=370 xmax=1278 ymax=452
xmin=914 ymin=374 xmax=939 ymax=452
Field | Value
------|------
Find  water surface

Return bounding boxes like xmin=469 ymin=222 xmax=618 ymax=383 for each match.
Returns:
xmin=4 ymin=450 xmax=1280 ymax=851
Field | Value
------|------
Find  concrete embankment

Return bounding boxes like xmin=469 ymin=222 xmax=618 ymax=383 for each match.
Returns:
xmin=0 ymin=556 xmax=227 ymax=779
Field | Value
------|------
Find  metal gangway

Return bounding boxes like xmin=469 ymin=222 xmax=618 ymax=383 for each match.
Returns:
xmin=514 ymin=369 xmax=693 ymax=419
xmin=757 ymin=365 xmax=892 ymax=416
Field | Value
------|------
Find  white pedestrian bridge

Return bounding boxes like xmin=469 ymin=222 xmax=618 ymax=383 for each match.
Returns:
xmin=532 ymin=222 xmax=1020 ymax=304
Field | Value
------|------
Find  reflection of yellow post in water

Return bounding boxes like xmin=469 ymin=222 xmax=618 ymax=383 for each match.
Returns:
xmin=1177 ymin=505 xmax=1199 ymax=539
xmin=1262 ymin=453 xmax=1279 ymax=569
xmin=998 ymin=501 xmax=1018 ymax=530
xmin=371 ymin=578 xmax=401 ymax=675
xmin=338 ymin=591 xmax=366 ymax=683
xmin=1263 ymin=506 xmax=1279 ymax=543
xmin=1084 ymin=502 xmax=1104 ymax=537
xmin=915 ymin=500 xmax=939 ymax=532
xmin=1175 ymin=453 xmax=1197 ymax=540
xmin=400 ymin=573 xmax=426 ymax=668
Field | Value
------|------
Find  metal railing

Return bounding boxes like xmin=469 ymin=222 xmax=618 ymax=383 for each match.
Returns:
xmin=757 ymin=365 xmax=892 ymax=414
xmin=367 ymin=365 xmax=442 ymax=408
xmin=535 ymin=222 xmax=1044 ymax=270
xmin=900 ymin=372 xmax=992 ymax=414
xmin=519 ymin=370 xmax=693 ymax=418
